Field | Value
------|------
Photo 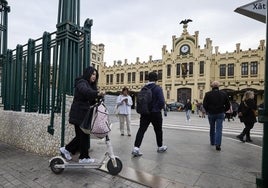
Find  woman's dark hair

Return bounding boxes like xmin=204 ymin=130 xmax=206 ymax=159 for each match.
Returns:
xmin=76 ymin=66 xmax=98 ymax=90
xmin=122 ymin=87 xmax=129 ymax=93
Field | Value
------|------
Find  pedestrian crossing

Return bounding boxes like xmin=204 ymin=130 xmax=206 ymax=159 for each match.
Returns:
xmin=130 ymin=111 xmax=263 ymax=139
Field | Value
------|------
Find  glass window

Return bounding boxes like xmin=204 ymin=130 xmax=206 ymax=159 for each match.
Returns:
xmin=189 ymin=62 xmax=193 ymax=75
xmin=181 ymin=63 xmax=187 ymax=77
xmin=110 ymin=74 xmax=113 ymax=84
xmin=250 ymin=61 xmax=258 ymax=75
xmin=106 ymin=75 xmax=109 ymax=85
xmin=176 ymin=63 xmax=180 ymax=76
xmin=132 ymin=72 xmax=136 ymax=83
xmin=167 ymin=90 xmax=170 ymax=100
xmin=220 ymin=64 xmax=226 ymax=77
xmin=158 ymin=70 xmax=162 ymax=80
xmin=140 ymin=72 xmax=143 ymax=82
xmin=120 ymin=73 xmax=124 ymax=83
xmin=199 ymin=61 xmax=204 ymax=75
xmin=145 ymin=71 xmax=149 ymax=81
xmin=116 ymin=73 xmax=120 ymax=83
xmin=241 ymin=62 xmax=248 ymax=75
xmin=167 ymin=64 xmax=171 ymax=77
xmin=227 ymin=64 xmax=234 ymax=77
xmin=127 ymin=73 xmax=131 ymax=83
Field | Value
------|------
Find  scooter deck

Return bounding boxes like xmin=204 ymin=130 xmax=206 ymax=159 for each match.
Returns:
xmin=55 ymin=161 xmax=104 ymax=169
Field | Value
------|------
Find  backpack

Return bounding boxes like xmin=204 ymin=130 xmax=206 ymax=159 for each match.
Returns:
xmin=136 ymin=85 xmax=156 ymax=114
xmin=80 ymin=101 xmax=111 ymax=138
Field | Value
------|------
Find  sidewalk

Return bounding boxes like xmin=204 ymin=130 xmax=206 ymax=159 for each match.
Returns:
xmin=100 ymin=110 xmax=262 ymax=188
xmin=0 ymin=111 xmax=262 ymax=188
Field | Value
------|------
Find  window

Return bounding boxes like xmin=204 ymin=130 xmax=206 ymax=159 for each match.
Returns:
xmin=181 ymin=63 xmax=187 ymax=77
xmin=199 ymin=61 xmax=204 ymax=75
xmin=167 ymin=64 xmax=171 ymax=77
xmin=145 ymin=71 xmax=149 ymax=81
xmin=140 ymin=72 xmax=144 ymax=82
xmin=219 ymin=64 xmax=226 ymax=77
xmin=250 ymin=61 xmax=258 ymax=75
xmin=110 ymin=74 xmax=113 ymax=84
xmin=227 ymin=64 xmax=234 ymax=77
xmin=176 ymin=63 xmax=180 ymax=76
xmin=241 ymin=62 xmax=248 ymax=76
xmin=158 ymin=70 xmax=162 ymax=80
xmin=92 ymin=53 xmax=96 ymax=60
xmin=189 ymin=62 xmax=193 ymax=75
xmin=167 ymin=90 xmax=170 ymax=100
xmin=116 ymin=73 xmax=120 ymax=83
xmin=120 ymin=73 xmax=124 ymax=83
xmin=132 ymin=72 xmax=136 ymax=83
xmin=127 ymin=73 xmax=131 ymax=83
xmin=106 ymin=75 xmax=109 ymax=85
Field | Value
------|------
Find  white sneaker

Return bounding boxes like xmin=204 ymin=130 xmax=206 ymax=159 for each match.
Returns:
xmin=157 ymin=145 xmax=168 ymax=153
xmin=60 ymin=147 xmax=72 ymax=160
xmin=131 ymin=147 xmax=143 ymax=157
xmin=79 ymin=158 xmax=95 ymax=163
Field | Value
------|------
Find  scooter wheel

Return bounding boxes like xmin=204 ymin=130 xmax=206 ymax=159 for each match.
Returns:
xmin=107 ymin=157 xmax=123 ymax=175
xmin=50 ymin=158 xmax=64 ymax=174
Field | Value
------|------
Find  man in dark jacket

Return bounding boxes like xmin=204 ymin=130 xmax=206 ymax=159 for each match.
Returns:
xmin=203 ymin=81 xmax=230 ymax=151
xmin=132 ymin=72 xmax=167 ymax=156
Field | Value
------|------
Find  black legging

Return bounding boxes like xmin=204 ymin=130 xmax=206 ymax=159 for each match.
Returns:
xmin=65 ymin=125 xmax=90 ymax=159
xmin=242 ymin=121 xmax=254 ymax=138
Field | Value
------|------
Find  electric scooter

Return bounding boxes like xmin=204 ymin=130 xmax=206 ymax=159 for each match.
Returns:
xmin=49 ymin=134 xmax=123 ymax=175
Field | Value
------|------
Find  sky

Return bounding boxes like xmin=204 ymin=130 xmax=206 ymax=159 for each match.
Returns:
xmin=7 ymin=0 xmax=266 ymax=65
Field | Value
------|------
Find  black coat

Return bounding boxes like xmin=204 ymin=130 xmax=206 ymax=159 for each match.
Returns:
xmin=69 ymin=67 xmax=99 ymax=126
xmin=238 ymin=99 xmax=257 ymax=124
xmin=203 ymin=87 xmax=230 ymax=114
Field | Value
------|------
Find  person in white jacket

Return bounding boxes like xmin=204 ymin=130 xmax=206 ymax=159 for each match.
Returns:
xmin=116 ymin=87 xmax=133 ymax=136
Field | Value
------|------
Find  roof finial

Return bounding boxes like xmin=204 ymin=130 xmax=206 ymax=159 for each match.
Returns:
xmin=179 ymin=19 xmax=192 ymax=34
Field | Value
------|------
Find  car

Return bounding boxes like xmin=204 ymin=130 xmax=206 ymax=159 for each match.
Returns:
xmin=167 ymin=102 xmax=185 ymax=111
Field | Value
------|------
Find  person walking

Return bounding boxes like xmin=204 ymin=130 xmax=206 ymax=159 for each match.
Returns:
xmin=132 ymin=72 xmax=167 ymax=156
xmin=184 ymin=99 xmax=192 ymax=122
xmin=225 ymin=103 xmax=233 ymax=122
xmin=236 ymin=91 xmax=257 ymax=142
xmin=203 ymin=81 xmax=230 ymax=151
xmin=60 ymin=66 xmax=104 ymax=163
xmin=116 ymin=87 xmax=133 ymax=136
xmin=231 ymin=100 xmax=239 ymax=119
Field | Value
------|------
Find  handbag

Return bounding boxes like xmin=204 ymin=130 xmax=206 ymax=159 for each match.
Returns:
xmin=80 ymin=107 xmax=94 ymax=134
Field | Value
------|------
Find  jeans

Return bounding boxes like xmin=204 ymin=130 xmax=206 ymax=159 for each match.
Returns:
xmin=186 ymin=110 xmax=191 ymax=120
xmin=208 ymin=113 xmax=225 ymax=146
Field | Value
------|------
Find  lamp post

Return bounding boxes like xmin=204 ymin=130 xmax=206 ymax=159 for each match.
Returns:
xmin=256 ymin=1 xmax=268 ymax=187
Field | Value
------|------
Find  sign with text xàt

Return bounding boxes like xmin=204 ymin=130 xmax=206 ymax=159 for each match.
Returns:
xmin=234 ymin=0 xmax=266 ymax=23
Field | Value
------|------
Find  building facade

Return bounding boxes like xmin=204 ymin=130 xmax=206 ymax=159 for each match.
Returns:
xmin=93 ymin=23 xmax=265 ymax=106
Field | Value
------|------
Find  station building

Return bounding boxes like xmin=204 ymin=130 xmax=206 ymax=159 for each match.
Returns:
xmin=91 ymin=23 xmax=265 ymax=106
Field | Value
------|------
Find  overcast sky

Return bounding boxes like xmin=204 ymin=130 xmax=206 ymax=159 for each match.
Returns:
xmin=7 ymin=0 xmax=266 ymax=65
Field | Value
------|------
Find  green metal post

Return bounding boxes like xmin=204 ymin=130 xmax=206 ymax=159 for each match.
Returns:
xmin=14 ymin=44 xmax=22 ymax=111
xmin=256 ymin=1 xmax=268 ymax=187
xmin=0 ymin=0 xmax=10 ymax=99
xmin=26 ymin=39 xmax=36 ymax=112
xmin=83 ymin=18 xmax=93 ymax=69
xmin=40 ymin=32 xmax=51 ymax=114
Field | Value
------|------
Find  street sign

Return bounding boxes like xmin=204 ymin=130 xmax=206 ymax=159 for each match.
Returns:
xmin=234 ymin=0 xmax=266 ymax=23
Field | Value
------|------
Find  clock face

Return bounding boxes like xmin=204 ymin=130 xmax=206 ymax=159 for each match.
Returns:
xmin=180 ymin=45 xmax=190 ymax=54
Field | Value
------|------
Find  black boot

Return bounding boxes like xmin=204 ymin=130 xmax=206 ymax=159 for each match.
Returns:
xmin=236 ymin=134 xmax=245 ymax=142
xmin=246 ymin=132 xmax=253 ymax=142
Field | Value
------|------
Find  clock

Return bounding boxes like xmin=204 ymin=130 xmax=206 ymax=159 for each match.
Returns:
xmin=180 ymin=44 xmax=190 ymax=54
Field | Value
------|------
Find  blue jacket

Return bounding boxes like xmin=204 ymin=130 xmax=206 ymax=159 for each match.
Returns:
xmin=145 ymin=82 xmax=165 ymax=113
